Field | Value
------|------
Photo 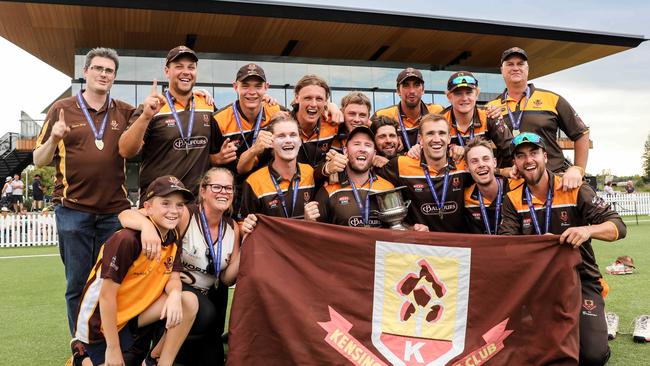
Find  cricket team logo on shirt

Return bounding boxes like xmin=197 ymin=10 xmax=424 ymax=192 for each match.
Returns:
xmin=413 ymin=184 xmax=425 ymax=193
xmin=372 ymin=241 xmax=470 ymax=365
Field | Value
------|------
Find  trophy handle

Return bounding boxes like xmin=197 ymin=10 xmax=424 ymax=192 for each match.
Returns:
xmin=405 ymin=200 xmax=411 ymax=208
xmin=370 ymin=209 xmax=380 ymax=215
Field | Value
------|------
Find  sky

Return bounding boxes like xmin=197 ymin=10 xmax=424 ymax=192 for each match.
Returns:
xmin=1 ymin=0 xmax=648 ymax=176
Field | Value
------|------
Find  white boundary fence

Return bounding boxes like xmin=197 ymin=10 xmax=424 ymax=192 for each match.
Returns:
xmin=598 ymin=192 xmax=650 ymax=216
xmin=0 ymin=212 xmax=58 ymax=247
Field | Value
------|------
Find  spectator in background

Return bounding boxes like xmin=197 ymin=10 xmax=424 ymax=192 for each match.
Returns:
xmin=11 ymin=173 xmax=24 ymax=213
xmin=1 ymin=176 xmax=12 ymax=209
xmin=32 ymin=174 xmax=45 ymax=211
xmin=625 ymin=180 xmax=635 ymax=194
xmin=603 ymin=182 xmax=615 ymax=196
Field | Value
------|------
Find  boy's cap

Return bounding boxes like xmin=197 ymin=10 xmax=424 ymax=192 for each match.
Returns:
xmin=166 ymin=45 xmax=198 ymax=65
xmin=396 ymin=67 xmax=424 ymax=85
xmin=236 ymin=63 xmax=267 ymax=82
xmin=145 ymin=175 xmax=194 ymax=202
xmin=501 ymin=47 xmax=528 ymax=63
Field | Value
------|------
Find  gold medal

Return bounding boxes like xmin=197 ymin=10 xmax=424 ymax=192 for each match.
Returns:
xmin=95 ymin=139 xmax=104 ymax=150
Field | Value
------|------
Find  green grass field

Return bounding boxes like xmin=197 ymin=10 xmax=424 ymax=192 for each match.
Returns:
xmin=1 ymin=218 xmax=648 ymax=365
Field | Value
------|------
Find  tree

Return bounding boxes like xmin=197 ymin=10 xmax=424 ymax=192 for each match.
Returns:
xmin=643 ymin=133 xmax=650 ymax=183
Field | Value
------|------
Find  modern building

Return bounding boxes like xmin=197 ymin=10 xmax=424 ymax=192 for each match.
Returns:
xmin=0 ymin=1 xmax=645 ymax=198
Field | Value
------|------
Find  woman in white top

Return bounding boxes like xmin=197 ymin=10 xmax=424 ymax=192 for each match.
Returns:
xmin=119 ymin=167 xmax=257 ymax=365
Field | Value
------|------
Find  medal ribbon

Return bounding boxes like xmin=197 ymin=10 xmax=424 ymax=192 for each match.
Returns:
xmin=504 ymin=86 xmax=530 ymax=130
xmin=269 ymin=171 xmax=300 ymax=218
xmin=396 ymin=111 xmax=412 ymax=150
xmin=77 ymin=92 xmax=111 ymax=142
xmin=477 ymin=178 xmax=503 ymax=235
xmin=422 ymin=165 xmax=451 ymax=215
xmin=349 ymin=172 xmax=373 ymax=226
xmin=524 ymin=182 xmax=554 ymax=235
xmin=199 ymin=207 xmax=224 ymax=278
xmin=165 ymin=90 xmax=195 ymax=149
xmin=232 ymin=102 xmax=264 ymax=149
xmin=451 ymin=110 xmax=475 ymax=147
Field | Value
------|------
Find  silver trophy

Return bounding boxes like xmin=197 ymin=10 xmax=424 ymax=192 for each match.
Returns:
xmin=371 ymin=186 xmax=411 ymax=230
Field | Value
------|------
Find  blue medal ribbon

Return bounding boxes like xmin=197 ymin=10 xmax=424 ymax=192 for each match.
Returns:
xmin=422 ymin=165 xmax=450 ymax=217
xmin=504 ymin=86 xmax=530 ymax=131
xmin=349 ymin=172 xmax=373 ymax=226
xmin=477 ymin=178 xmax=503 ymax=235
xmin=165 ymin=90 xmax=195 ymax=153
xmin=524 ymin=181 xmax=554 ymax=235
xmin=451 ymin=110 xmax=475 ymax=148
xmin=76 ymin=92 xmax=111 ymax=142
xmin=396 ymin=110 xmax=412 ymax=150
xmin=232 ymin=102 xmax=264 ymax=149
xmin=199 ymin=207 xmax=224 ymax=279
xmin=269 ymin=170 xmax=300 ymax=218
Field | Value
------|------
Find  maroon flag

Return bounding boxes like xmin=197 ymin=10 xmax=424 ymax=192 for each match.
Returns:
xmin=228 ymin=216 xmax=582 ymax=365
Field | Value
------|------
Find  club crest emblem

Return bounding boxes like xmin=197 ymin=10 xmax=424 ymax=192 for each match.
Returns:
xmin=373 ymin=241 xmax=470 ymax=365
xmin=110 ymin=120 xmax=119 ymax=130
xmin=533 ymin=99 xmax=543 ymax=108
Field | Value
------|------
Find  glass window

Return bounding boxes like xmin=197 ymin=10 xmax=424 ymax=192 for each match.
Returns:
xmin=256 ymin=61 xmax=285 ymax=86
xmin=135 ymin=57 xmax=164 ymax=82
xmin=266 ymin=88 xmax=287 ymax=108
xmin=372 ymin=67 xmax=398 ymax=90
xmin=110 ymin=85 xmax=136 ymax=106
xmin=116 ymin=56 xmax=136 ymax=82
xmin=329 ymin=65 xmax=351 ymax=88
xmin=214 ymin=87 xmax=235 ymax=108
xmin=433 ymin=93 xmax=450 ymax=107
xmin=196 ymin=59 xmax=214 ymax=84
xmin=372 ymin=92 xmax=396 ymax=112
xmin=284 ymin=63 xmax=309 ymax=86
xmin=331 ymin=90 xmax=349 ymax=107
xmin=71 ymin=83 xmax=82 ymax=96
xmin=74 ymin=55 xmax=85 ymax=79
xmin=213 ymin=60 xmax=238 ymax=84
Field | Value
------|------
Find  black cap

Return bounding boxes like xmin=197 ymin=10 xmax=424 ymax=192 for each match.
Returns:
xmin=166 ymin=46 xmax=198 ymax=65
xmin=236 ymin=63 xmax=267 ymax=82
xmin=346 ymin=125 xmax=375 ymax=145
xmin=501 ymin=47 xmax=528 ymax=63
xmin=447 ymin=71 xmax=478 ymax=91
xmin=144 ymin=175 xmax=194 ymax=202
xmin=396 ymin=67 xmax=424 ymax=85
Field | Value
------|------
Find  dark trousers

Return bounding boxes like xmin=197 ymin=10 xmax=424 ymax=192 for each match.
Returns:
xmin=176 ymin=282 xmax=229 ymax=366
xmin=55 ymin=205 xmax=122 ymax=336
xmin=579 ymin=278 xmax=610 ymax=366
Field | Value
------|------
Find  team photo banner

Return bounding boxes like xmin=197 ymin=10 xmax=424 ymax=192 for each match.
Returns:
xmin=228 ymin=215 xmax=583 ymax=366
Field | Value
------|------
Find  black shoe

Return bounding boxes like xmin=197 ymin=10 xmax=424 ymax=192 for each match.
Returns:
xmin=70 ymin=339 xmax=89 ymax=366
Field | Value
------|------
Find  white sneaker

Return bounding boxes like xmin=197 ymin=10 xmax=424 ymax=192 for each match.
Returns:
xmin=606 ymin=312 xmax=619 ymax=340
xmin=633 ymin=315 xmax=650 ymax=343
xmin=605 ymin=263 xmax=633 ymax=275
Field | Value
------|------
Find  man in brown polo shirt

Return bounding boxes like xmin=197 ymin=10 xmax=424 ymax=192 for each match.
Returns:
xmin=119 ymin=46 xmax=218 ymax=205
xmin=33 ymin=48 xmax=133 ymax=339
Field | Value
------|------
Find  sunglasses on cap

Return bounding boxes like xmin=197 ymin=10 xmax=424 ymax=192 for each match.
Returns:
xmin=450 ymin=75 xmax=477 ymax=86
xmin=512 ymin=132 xmax=542 ymax=146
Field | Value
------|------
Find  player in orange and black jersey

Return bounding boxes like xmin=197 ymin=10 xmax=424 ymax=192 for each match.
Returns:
xmin=462 ymin=138 xmax=522 ymax=234
xmin=212 ymin=63 xmax=286 ymax=176
xmin=500 ymin=133 xmax=626 ymax=366
xmin=290 ymin=74 xmax=340 ymax=169
xmin=305 ymin=126 xmax=394 ymax=228
xmin=487 ymin=47 xmax=589 ymax=191
xmin=373 ymin=67 xmax=444 ymax=150
xmin=375 ymin=114 xmax=470 ymax=232
xmin=444 ymin=71 xmax=513 ymax=169
xmin=74 ymin=176 xmax=197 ymax=366
xmin=240 ymin=114 xmax=315 ymax=219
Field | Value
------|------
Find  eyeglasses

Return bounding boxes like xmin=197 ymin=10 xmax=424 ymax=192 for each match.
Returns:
xmin=512 ymin=132 xmax=542 ymax=146
xmin=204 ymin=184 xmax=234 ymax=194
xmin=450 ymin=75 xmax=477 ymax=86
xmin=88 ymin=65 xmax=116 ymax=76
